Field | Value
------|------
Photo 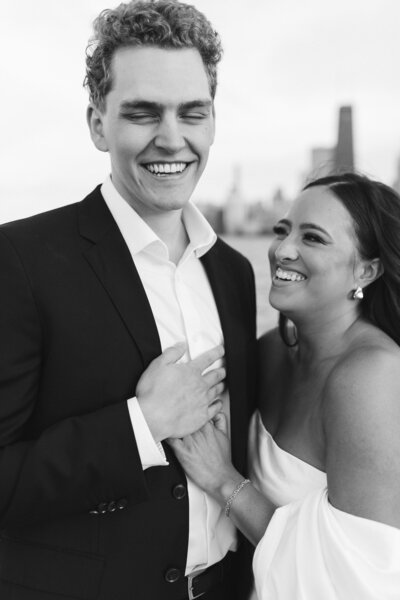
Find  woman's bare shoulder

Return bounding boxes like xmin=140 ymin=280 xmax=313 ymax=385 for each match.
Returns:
xmin=325 ymin=334 xmax=400 ymax=404
xmin=323 ymin=335 xmax=400 ymax=527
xmin=323 ymin=332 xmax=400 ymax=425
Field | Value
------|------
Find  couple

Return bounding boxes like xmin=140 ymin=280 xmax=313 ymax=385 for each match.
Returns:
xmin=0 ymin=2 xmax=399 ymax=600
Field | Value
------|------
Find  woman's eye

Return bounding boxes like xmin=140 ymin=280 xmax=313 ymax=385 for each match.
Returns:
xmin=303 ymin=233 xmax=324 ymax=244
xmin=272 ymin=225 xmax=288 ymax=237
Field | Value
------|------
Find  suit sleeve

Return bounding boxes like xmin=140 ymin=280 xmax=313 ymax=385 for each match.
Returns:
xmin=0 ymin=231 xmax=149 ymax=529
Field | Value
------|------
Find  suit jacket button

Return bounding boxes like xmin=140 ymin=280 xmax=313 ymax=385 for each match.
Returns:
xmin=107 ymin=501 xmax=117 ymax=513
xmin=97 ymin=502 xmax=108 ymax=514
xmin=89 ymin=509 xmax=99 ymax=516
xmin=172 ymin=484 xmax=187 ymax=500
xmin=117 ymin=498 xmax=128 ymax=510
xmin=165 ymin=568 xmax=181 ymax=583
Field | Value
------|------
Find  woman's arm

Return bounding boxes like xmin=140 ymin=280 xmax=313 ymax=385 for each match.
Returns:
xmin=168 ymin=413 xmax=276 ymax=546
xmin=323 ymin=346 xmax=400 ymax=529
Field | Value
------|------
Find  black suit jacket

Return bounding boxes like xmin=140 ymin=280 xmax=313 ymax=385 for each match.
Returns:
xmin=0 ymin=186 xmax=257 ymax=600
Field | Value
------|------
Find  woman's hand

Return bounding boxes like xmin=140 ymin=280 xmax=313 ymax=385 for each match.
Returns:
xmin=168 ymin=412 xmax=244 ymax=504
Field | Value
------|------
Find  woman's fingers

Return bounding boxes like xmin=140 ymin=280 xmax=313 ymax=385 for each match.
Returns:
xmin=212 ymin=411 xmax=228 ymax=434
xmin=207 ymin=399 xmax=223 ymax=420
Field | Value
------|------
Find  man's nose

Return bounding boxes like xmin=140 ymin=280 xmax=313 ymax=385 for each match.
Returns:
xmin=154 ymin=116 xmax=186 ymax=153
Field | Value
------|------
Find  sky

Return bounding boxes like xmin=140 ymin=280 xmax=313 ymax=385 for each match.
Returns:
xmin=1 ymin=0 xmax=399 ymax=223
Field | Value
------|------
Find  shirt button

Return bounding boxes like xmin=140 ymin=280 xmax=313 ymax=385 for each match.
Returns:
xmin=164 ymin=567 xmax=181 ymax=583
xmin=117 ymin=498 xmax=128 ymax=510
xmin=97 ymin=502 xmax=108 ymax=514
xmin=107 ymin=500 xmax=117 ymax=513
xmin=172 ymin=484 xmax=187 ymax=500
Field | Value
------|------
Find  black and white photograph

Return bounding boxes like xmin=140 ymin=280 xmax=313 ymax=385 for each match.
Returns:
xmin=1 ymin=1 xmax=400 ymax=598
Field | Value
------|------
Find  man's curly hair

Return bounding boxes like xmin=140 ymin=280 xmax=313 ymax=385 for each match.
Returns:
xmin=84 ymin=0 xmax=223 ymax=111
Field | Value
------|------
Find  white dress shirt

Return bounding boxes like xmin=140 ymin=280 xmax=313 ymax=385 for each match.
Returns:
xmin=101 ymin=176 xmax=237 ymax=575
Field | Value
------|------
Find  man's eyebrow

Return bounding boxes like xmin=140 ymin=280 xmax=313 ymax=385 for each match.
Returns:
xmin=178 ymin=100 xmax=213 ymax=110
xmin=118 ymin=99 xmax=213 ymax=112
xmin=119 ymin=100 xmax=163 ymax=112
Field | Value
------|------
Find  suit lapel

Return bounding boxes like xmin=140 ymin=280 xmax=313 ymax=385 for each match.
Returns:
xmin=78 ymin=187 xmax=161 ymax=368
xmin=201 ymin=240 xmax=251 ymax=468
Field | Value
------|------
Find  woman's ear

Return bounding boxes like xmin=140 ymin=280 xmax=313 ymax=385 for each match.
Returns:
xmin=358 ymin=257 xmax=384 ymax=288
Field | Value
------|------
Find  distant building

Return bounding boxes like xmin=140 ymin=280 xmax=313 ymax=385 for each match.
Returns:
xmin=223 ymin=165 xmax=248 ymax=234
xmin=197 ymin=203 xmax=224 ymax=233
xmin=307 ymin=147 xmax=335 ymax=182
xmin=271 ymin=188 xmax=292 ymax=220
xmin=305 ymin=105 xmax=355 ymax=185
xmin=334 ymin=105 xmax=355 ymax=172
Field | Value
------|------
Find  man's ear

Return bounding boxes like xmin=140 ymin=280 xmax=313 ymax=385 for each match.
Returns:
xmin=86 ymin=104 xmax=109 ymax=152
xmin=359 ymin=257 xmax=384 ymax=288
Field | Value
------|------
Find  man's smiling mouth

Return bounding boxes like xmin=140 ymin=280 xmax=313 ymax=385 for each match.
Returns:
xmin=143 ymin=162 xmax=190 ymax=176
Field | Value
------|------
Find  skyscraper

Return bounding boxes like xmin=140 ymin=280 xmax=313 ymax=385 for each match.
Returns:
xmin=334 ymin=105 xmax=355 ymax=171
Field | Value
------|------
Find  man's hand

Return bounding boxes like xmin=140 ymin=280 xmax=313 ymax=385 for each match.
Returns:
xmin=136 ymin=343 xmax=226 ymax=442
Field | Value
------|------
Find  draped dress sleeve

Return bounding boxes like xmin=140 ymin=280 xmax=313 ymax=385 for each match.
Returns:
xmin=253 ymin=487 xmax=400 ymax=600
xmin=248 ymin=410 xmax=400 ymax=599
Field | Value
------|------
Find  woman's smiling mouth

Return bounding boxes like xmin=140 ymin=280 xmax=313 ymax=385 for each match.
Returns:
xmin=274 ymin=266 xmax=307 ymax=282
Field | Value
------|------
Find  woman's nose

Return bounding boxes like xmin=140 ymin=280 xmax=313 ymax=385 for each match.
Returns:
xmin=274 ymin=235 xmax=299 ymax=262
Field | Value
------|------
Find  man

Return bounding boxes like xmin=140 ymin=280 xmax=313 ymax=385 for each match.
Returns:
xmin=0 ymin=2 xmax=256 ymax=598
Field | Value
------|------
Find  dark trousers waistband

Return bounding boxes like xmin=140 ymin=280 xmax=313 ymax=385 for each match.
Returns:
xmin=180 ymin=552 xmax=232 ymax=600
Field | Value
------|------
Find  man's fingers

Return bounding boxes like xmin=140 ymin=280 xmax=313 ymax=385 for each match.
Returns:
xmin=203 ymin=367 xmax=226 ymax=387
xmin=192 ymin=345 xmax=224 ymax=374
xmin=207 ymin=399 xmax=223 ymax=421
xmin=207 ymin=381 xmax=225 ymax=402
xmin=157 ymin=342 xmax=187 ymax=365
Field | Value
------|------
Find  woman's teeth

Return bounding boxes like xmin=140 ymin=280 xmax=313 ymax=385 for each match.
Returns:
xmin=276 ymin=267 xmax=306 ymax=282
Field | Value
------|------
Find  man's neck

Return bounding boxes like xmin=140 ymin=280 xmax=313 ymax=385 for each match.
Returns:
xmin=144 ymin=210 xmax=189 ymax=265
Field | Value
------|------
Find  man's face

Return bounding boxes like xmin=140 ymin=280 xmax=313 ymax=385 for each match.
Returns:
xmin=88 ymin=46 xmax=215 ymax=218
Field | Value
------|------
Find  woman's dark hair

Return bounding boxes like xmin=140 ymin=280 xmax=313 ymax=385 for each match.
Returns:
xmin=279 ymin=172 xmax=400 ymax=346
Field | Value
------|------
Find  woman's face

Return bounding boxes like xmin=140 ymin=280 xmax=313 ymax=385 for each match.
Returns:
xmin=268 ymin=185 xmax=361 ymax=320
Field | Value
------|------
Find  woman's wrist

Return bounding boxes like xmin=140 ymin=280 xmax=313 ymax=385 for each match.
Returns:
xmin=212 ymin=471 xmax=246 ymax=506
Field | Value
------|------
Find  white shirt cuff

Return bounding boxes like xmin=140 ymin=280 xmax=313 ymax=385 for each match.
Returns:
xmin=127 ymin=397 xmax=169 ymax=470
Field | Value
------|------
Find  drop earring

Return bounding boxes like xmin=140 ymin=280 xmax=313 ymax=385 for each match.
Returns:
xmin=352 ymin=286 xmax=364 ymax=300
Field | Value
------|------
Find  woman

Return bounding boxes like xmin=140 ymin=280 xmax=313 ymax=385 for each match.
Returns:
xmin=168 ymin=173 xmax=400 ymax=598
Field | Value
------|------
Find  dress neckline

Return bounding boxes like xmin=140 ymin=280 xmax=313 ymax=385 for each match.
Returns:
xmin=256 ymin=410 xmax=326 ymax=475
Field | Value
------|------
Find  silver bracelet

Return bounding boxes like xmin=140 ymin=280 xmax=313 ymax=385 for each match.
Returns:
xmin=224 ymin=479 xmax=251 ymax=518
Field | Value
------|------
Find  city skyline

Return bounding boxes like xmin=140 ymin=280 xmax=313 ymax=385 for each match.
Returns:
xmin=1 ymin=0 xmax=400 ymax=223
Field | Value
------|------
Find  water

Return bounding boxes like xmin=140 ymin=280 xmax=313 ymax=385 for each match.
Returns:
xmin=221 ymin=235 xmax=278 ymax=336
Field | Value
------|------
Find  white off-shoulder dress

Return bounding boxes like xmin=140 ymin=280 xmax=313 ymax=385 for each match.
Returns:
xmin=247 ymin=409 xmax=400 ymax=599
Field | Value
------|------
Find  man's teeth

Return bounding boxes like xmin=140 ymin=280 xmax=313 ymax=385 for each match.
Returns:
xmin=145 ymin=162 xmax=188 ymax=175
xmin=276 ymin=267 xmax=306 ymax=282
